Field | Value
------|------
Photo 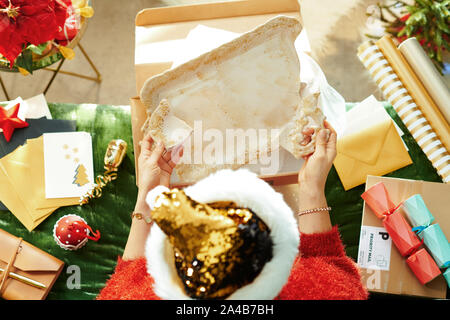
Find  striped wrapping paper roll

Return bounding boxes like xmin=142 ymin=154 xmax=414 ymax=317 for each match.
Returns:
xmin=376 ymin=36 xmax=450 ymax=153
xmin=357 ymin=41 xmax=450 ymax=183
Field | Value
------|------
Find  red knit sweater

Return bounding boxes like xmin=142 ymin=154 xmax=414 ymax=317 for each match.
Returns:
xmin=97 ymin=226 xmax=368 ymax=300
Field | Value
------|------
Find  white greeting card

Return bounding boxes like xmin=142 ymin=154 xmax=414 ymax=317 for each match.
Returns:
xmin=2 ymin=94 xmax=52 ymax=121
xmin=44 ymin=132 xmax=94 ymax=198
xmin=22 ymin=94 xmax=52 ymax=119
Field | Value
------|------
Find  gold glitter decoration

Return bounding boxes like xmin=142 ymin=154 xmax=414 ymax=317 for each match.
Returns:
xmin=152 ymin=189 xmax=273 ymax=299
xmin=104 ymin=139 xmax=128 ymax=171
xmin=79 ymin=139 xmax=128 ymax=205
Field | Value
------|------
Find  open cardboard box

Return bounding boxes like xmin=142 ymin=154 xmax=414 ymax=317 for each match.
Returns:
xmin=130 ymin=0 xmax=306 ymax=212
xmin=358 ymin=175 xmax=449 ymax=298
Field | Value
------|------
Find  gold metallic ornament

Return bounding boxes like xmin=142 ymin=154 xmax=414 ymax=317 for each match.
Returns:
xmin=79 ymin=139 xmax=127 ymax=205
xmin=104 ymin=139 xmax=128 ymax=170
xmin=151 ymin=189 xmax=273 ymax=299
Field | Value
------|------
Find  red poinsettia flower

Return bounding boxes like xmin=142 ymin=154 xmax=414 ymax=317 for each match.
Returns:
xmin=399 ymin=13 xmax=410 ymax=22
xmin=0 ymin=0 xmax=70 ymax=66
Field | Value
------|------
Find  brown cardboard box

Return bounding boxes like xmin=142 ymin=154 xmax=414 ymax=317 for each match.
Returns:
xmin=131 ymin=0 xmax=303 ymax=188
xmin=358 ymin=175 xmax=449 ymax=298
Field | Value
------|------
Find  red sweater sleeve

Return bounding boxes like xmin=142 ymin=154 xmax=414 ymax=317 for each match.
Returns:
xmin=96 ymin=257 xmax=160 ymax=300
xmin=97 ymin=226 xmax=368 ymax=300
xmin=277 ymin=226 xmax=369 ymax=300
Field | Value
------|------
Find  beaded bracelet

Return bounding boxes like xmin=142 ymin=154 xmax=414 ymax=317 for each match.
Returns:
xmin=297 ymin=207 xmax=331 ymax=217
xmin=131 ymin=212 xmax=153 ymax=225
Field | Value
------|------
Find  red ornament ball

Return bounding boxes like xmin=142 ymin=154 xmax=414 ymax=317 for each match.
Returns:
xmin=54 ymin=4 xmax=80 ymax=46
xmin=53 ymin=214 xmax=100 ymax=251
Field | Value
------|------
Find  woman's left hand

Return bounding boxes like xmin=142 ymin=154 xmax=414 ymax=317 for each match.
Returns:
xmin=298 ymin=120 xmax=337 ymax=193
xmin=136 ymin=132 xmax=183 ymax=201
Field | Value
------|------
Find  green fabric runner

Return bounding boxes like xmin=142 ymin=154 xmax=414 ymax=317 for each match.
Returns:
xmin=0 ymin=103 xmax=137 ymax=300
xmin=0 ymin=102 xmax=442 ymax=300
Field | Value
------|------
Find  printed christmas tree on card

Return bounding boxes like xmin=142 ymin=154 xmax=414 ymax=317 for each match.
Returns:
xmin=44 ymin=132 xmax=94 ymax=199
xmin=73 ymin=164 xmax=90 ymax=187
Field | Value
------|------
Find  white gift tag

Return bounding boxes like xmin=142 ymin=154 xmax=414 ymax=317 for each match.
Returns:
xmin=357 ymin=225 xmax=392 ymax=271
xmin=23 ymin=94 xmax=52 ymax=119
xmin=44 ymin=132 xmax=94 ymax=198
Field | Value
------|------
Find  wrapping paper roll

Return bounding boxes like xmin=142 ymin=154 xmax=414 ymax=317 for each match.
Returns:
xmin=357 ymin=40 xmax=450 ymax=183
xmin=400 ymin=194 xmax=434 ymax=229
xmin=406 ymin=248 xmax=441 ymax=285
xmin=398 ymin=38 xmax=450 ymax=125
xmin=420 ymin=224 xmax=450 ymax=269
xmin=376 ymin=36 xmax=450 ymax=152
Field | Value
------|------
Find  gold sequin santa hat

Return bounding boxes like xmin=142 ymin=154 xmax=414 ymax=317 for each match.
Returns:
xmin=145 ymin=169 xmax=299 ymax=300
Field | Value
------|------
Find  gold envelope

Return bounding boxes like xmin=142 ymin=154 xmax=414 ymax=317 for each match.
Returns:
xmin=0 ymin=137 xmax=79 ymax=231
xmin=0 ymin=138 xmax=79 ymax=211
xmin=0 ymin=164 xmax=56 ymax=231
xmin=333 ymin=120 xmax=413 ymax=190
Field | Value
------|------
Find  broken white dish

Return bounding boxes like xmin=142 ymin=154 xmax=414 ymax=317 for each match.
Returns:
xmin=148 ymin=99 xmax=193 ymax=150
xmin=141 ymin=16 xmax=325 ymax=182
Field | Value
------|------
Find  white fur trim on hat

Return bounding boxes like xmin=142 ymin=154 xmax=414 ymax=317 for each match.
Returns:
xmin=145 ymin=169 xmax=300 ymax=300
xmin=146 ymin=185 xmax=170 ymax=211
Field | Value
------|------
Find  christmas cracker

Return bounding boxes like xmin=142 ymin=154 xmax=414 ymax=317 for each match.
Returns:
xmin=361 ymin=183 xmax=442 ymax=285
xmin=361 ymin=183 xmax=422 ymax=257
xmin=400 ymin=194 xmax=450 ymax=269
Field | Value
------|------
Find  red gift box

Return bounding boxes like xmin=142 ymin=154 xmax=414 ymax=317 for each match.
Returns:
xmin=383 ymin=209 xmax=422 ymax=257
xmin=361 ymin=182 xmax=396 ymax=219
xmin=406 ymin=248 xmax=441 ymax=285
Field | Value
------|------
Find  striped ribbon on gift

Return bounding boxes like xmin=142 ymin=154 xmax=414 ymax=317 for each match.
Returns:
xmin=357 ymin=41 xmax=450 ymax=183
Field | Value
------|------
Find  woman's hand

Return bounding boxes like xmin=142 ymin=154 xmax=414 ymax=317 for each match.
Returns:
xmin=124 ymin=133 xmax=184 ymax=261
xmin=298 ymin=121 xmax=337 ymax=194
xmin=296 ymin=121 xmax=337 ymax=234
xmin=136 ymin=132 xmax=183 ymax=204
